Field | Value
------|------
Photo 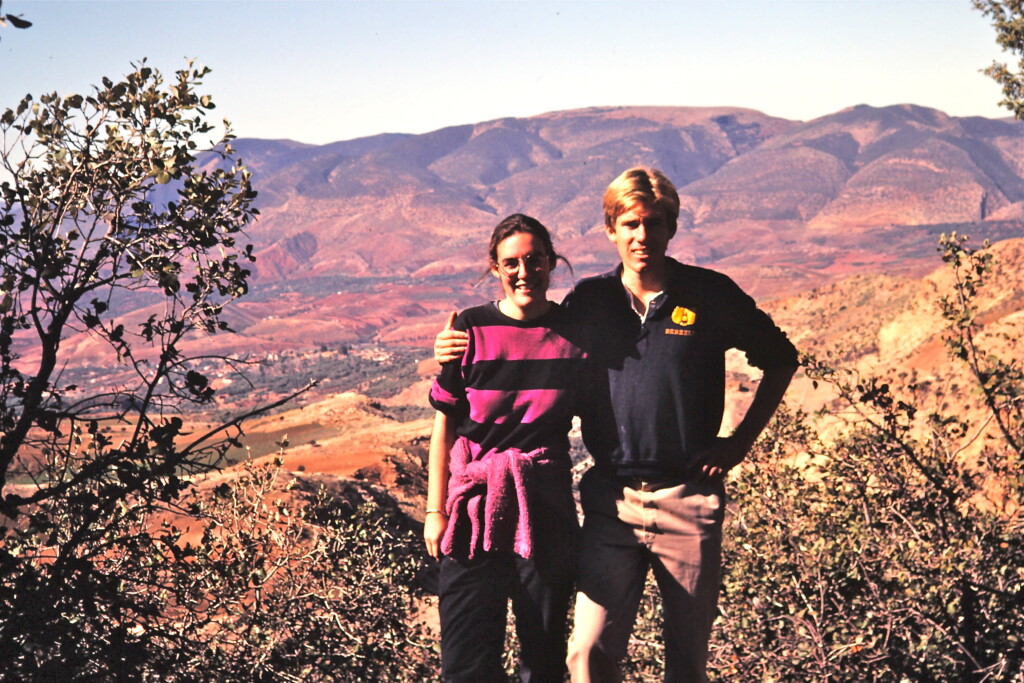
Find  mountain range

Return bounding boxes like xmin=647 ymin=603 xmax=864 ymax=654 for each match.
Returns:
xmin=42 ymin=104 xmax=1024 ymax=366
xmin=221 ymin=104 xmax=1020 ymax=345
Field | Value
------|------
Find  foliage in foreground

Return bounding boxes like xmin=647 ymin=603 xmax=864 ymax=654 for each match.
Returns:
xmin=0 ymin=1 xmax=32 ymax=39
xmin=158 ymin=461 xmax=435 ymax=681
xmin=711 ymin=235 xmax=1022 ymax=682
xmin=0 ymin=59 xmax=440 ymax=681
xmin=2 ymin=458 xmax=436 ymax=681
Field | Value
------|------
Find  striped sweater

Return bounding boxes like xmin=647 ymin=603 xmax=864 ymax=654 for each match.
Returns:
xmin=429 ymin=302 xmax=586 ymax=558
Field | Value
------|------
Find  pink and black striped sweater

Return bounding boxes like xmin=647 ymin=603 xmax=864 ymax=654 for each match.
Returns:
xmin=429 ymin=302 xmax=587 ymax=560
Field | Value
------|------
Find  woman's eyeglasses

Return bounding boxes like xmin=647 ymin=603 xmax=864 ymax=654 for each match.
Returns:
xmin=496 ymin=253 xmax=548 ymax=276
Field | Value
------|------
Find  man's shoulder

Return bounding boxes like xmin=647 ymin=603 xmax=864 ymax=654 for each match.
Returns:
xmin=566 ymin=270 xmax=620 ymax=300
xmin=563 ymin=274 xmax=624 ymax=321
xmin=667 ymin=259 xmax=736 ymax=286
xmin=666 ymin=259 xmax=749 ymax=300
xmin=575 ymin=269 xmax=619 ymax=289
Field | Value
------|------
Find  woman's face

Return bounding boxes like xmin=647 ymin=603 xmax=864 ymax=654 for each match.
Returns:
xmin=491 ymin=231 xmax=552 ymax=320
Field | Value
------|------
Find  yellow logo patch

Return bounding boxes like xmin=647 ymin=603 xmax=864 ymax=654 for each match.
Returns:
xmin=671 ymin=306 xmax=696 ymax=326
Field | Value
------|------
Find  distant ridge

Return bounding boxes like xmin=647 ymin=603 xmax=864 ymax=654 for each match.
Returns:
xmin=35 ymin=104 xmax=1022 ymax=363
xmin=225 ymin=105 xmax=1020 ymax=292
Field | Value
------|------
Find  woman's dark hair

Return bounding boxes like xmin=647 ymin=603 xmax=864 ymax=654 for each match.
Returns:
xmin=483 ymin=213 xmax=572 ymax=280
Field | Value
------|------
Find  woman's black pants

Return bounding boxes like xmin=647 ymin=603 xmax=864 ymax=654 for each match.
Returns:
xmin=438 ymin=544 xmax=574 ymax=683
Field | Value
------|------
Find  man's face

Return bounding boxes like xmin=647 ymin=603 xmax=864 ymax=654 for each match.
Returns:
xmin=606 ymin=202 xmax=671 ymax=276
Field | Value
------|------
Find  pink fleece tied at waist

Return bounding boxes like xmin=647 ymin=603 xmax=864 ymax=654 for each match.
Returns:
xmin=441 ymin=437 xmax=564 ymax=560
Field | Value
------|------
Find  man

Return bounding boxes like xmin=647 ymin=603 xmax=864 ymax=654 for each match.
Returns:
xmin=435 ymin=167 xmax=798 ymax=682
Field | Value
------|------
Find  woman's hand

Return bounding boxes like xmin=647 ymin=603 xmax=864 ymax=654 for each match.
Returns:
xmin=424 ymin=511 xmax=448 ymax=560
xmin=435 ymin=311 xmax=469 ymax=364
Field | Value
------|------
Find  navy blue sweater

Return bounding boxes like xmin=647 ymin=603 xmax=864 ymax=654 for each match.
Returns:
xmin=563 ymin=258 xmax=798 ymax=479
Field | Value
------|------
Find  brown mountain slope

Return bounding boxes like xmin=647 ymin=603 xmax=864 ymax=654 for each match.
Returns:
xmin=769 ymin=237 xmax=1022 ymax=366
xmin=765 ymin=237 xmax=1024 ymax=431
xmin=212 ymin=105 xmax=1020 ymax=352
xmin=21 ymin=105 xmax=1020 ymax=368
xmin=234 ymin=104 xmax=1020 ymax=289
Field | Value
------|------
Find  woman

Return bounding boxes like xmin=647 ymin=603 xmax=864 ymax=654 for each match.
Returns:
xmin=424 ymin=214 xmax=584 ymax=682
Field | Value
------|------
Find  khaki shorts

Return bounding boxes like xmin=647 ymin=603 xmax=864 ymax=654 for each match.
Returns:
xmin=567 ymin=468 xmax=725 ymax=683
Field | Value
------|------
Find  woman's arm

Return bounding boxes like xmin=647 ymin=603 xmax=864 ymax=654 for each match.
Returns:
xmin=424 ymin=410 xmax=456 ymax=559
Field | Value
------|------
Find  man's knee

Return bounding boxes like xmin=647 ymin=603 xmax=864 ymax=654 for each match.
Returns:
xmin=565 ymin=628 xmax=592 ymax=668
xmin=566 ymin=633 xmax=620 ymax=683
xmin=566 ymin=594 xmax=625 ymax=683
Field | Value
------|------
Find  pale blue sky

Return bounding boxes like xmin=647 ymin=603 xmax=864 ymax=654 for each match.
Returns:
xmin=0 ymin=1 xmax=1013 ymax=145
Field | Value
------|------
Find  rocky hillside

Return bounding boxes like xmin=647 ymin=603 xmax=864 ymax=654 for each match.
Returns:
xmin=769 ymin=237 xmax=1023 ymax=371
xmin=763 ymin=237 xmax=1024 ymax=436
xmin=27 ymin=104 xmax=1021 ymax=375
xmin=186 ymin=103 xmax=1020 ymax=354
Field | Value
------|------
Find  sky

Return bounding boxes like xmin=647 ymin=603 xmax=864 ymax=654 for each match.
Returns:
xmin=0 ymin=0 xmax=1015 ymax=146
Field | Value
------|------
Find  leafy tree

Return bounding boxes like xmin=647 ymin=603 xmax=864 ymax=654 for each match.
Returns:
xmin=0 ymin=57 xmax=259 ymax=677
xmin=0 ymin=60 xmax=258 ymax=491
xmin=0 ymin=59 xmax=439 ymax=681
xmin=974 ymin=0 xmax=1024 ymax=119
xmin=706 ymin=235 xmax=1023 ymax=681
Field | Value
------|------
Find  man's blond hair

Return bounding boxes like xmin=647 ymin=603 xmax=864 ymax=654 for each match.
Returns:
xmin=602 ymin=167 xmax=680 ymax=237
